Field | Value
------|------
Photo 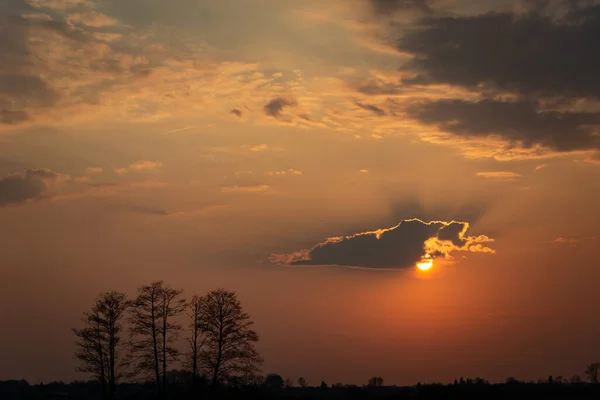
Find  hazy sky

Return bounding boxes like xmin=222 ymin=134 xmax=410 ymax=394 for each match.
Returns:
xmin=1 ymin=0 xmax=600 ymax=386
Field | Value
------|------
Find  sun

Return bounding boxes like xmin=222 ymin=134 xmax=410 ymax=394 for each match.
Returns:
xmin=416 ymin=256 xmax=433 ymax=271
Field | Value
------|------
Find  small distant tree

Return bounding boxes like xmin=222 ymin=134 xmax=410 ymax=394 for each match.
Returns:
xmin=474 ymin=377 xmax=488 ymax=385
xmin=367 ymin=376 xmax=384 ymax=387
xmin=505 ymin=377 xmax=519 ymax=385
xmin=284 ymin=378 xmax=294 ymax=388
xmin=128 ymin=281 xmax=186 ymax=400
xmin=570 ymin=374 xmax=582 ymax=384
xmin=72 ymin=291 xmax=128 ymax=400
xmin=297 ymin=377 xmax=307 ymax=387
xmin=320 ymin=381 xmax=328 ymax=389
xmin=198 ymin=289 xmax=263 ymax=388
xmin=585 ymin=363 xmax=600 ymax=383
xmin=265 ymin=374 xmax=284 ymax=390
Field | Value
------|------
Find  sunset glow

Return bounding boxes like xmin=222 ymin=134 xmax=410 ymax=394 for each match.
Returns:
xmin=1 ymin=0 xmax=600 ymax=389
xmin=417 ymin=258 xmax=434 ymax=271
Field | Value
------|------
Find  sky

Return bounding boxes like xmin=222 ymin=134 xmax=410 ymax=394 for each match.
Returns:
xmin=1 ymin=0 xmax=600 ymax=386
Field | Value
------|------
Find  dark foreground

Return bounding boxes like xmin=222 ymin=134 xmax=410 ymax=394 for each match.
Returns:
xmin=3 ymin=380 xmax=600 ymax=400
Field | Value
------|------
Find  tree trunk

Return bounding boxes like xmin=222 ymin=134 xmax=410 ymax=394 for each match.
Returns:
xmin=192 ymin=332 xmax=198 ymax=387
xmin=109 ymin=318 xmax=116 ymax=400
xmin=152 ymin=307 xmax=160 ymax=400
xmin=162 ymin=303 xmax=167 ymax=400
xmin=211 ymin=311 xmax=223 ymax=389
xmin=98 ymin=340 xmax=107 ymax=400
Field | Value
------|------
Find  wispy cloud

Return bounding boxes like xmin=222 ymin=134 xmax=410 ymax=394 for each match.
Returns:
xmin=221 ymin=185 xmax=271 ymax=193
xmin=476 ymin=172 xmax=522 ymax=180
xmin=248 ymin=144 xmax=271 ymax=152
xmin=114 ymin=161 xmax=162 ymax=175
xmin=86 ymin=167 xmax=103 ymax=174
xmin=266 ymin=169 xmax=303 ymax=176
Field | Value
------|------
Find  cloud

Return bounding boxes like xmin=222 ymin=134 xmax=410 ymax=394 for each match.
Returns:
xmin=263 ymin=96 xmax=297 ymax=118
xmin=550 ymin=236 xmax=598 ymax=245
xmin=398 ymin=4 xmax=600 ymax=99
xmin=0 ymin=0 xmax=89 ymax=125
xmin=476 ymin=171 xmax=522 ymax=180
xmin=271 ymin=219 xmax=494 ymax=269
xmin=535 ymin=164 xmax=547 ymax=171
xmin=67 ymin=10 xmax=118 ymax=28
xmin=355 ymin=101 xmax=386 ymax=116
xmin=585 ymin=152 xmax=600 ymax=165
xmin=369 ymin=0 xmax=433 ymax=15
xmin=88 ymin=182 xmax=117 ymax=188
xmin=373 ymin=2 xmax=600 ymax=157
xmin=128 ymin=160 xmax=162 ymax=172
xmin=221 ymin=185 xmax=271 ymax=193
xmin=248 ymin=144 xmax=271 ymax=152
xmin=0 ymin=168 xmax=71 ymax=206
xmin=266 ymin=169 xmax=303 ymax=176
xmin=405 ymin=99 xmax=600 ymax=152
xmin=114 ymin=161 xmax=162 ymax=174
xmin=231 ymin=108 xmax=243 ymax=117
xmin=29 ymin=0 xmax=90 ymax=9
xmin=86 ymin=167 xmax=103 ymax=174
xmin=118 ymin=203 xmax=169 ymax=216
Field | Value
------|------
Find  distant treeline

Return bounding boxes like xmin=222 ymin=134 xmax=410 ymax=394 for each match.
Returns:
xmin=3 ymin=280 xmax=600 ymax=400
xmin=3 ymin=378 xmax=600 ymax=400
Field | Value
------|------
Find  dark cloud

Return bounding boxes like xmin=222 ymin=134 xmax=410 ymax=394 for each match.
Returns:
xmin=370 ymin=0 xmax=433 ymax=15
xmin=231 ymin=108 xmax=242 ymax=117
xmin=0 ymin=108 xmax=30 ymax=124
xmin=271 ymin=219 xmax=494 ymax=269
xmin=355 ymin=101 xmax=386 ymax=116
xmin=263 ymin=97 xmax=297 ymax=118
xmin=398 ymin=4 xmax=600 ymax=99
xmin=0 ymin=168 xmax=69 ymax=206
xmin=0 ymin=0 xmax=93 ymax=124
xmin=405 ymin=99 xmax=600 ymax=151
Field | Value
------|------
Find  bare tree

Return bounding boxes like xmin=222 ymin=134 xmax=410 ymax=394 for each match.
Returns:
xmin=128 ymin=281 xmax=186 ymax=399
xmin=585 ymin=362 xmax=600 ymax=383
xmin=197 ymin=289 xmax=262 ymax=388
xmin=184 ymin=295 xmax=206 ymax=387
xmin=73 ymin=291 xmax=128 ymax=400
xmin=297 ymin=377 xmax=307 ymax=387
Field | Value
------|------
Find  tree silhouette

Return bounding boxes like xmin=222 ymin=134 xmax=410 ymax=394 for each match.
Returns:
xmin=367 ymin=376 xmax=384 ymax=387
xmin=585 ymin=362 xmax=600 ymax=383
xmin=297 ymin=377 xmax=307 ymax=387
xmin=570 ymin=374 xmax=582 ymax=384
xmin=197 ymin=289 xmax=262 ymax=388
xmin=184 ymin=295 xmax=206 ymax=387
xmin=265 ymin=374 xmax=284 ymax=390
xmin=72 ymin=291 xmax=127 ymax=400
xmin=127 ymin=281 xmax=186 ymax=399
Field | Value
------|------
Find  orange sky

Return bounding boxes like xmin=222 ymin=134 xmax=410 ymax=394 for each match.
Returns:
xmin=1 ymin=0 xmax=600 ymax=386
